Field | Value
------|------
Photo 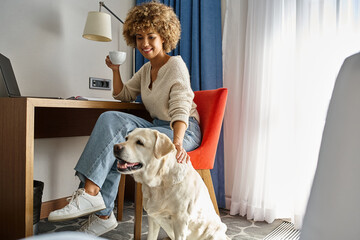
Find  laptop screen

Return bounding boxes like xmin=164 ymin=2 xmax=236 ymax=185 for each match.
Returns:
xmin=0 ymin=53 xmax=21 ymax=97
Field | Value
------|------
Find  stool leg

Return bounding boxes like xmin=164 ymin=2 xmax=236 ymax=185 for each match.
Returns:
xmin=117 ymin=175 xmax=126 ymax=221
xmin=134 ymin=182 xmax=143 ymax=240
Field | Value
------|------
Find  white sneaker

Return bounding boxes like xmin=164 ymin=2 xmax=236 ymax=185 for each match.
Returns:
xmin=48 ymin=188 xmax=106 ymax=222
xmin=78 ymin=211 xmax=118 ymax=236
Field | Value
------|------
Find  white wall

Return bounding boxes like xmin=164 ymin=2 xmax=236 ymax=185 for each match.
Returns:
xmin=0 ymin=0 xmax=135 ymax=201
xmin=221 ymin=0 xmax=233 ymax=209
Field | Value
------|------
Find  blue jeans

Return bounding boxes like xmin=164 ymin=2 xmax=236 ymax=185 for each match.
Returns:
xmin=74 ymin=111 xmax=201 ymax=216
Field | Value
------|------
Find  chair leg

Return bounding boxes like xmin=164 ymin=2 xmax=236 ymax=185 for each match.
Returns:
xmin=117 ymin=175 xmax=143 ymax=239
xmin=196 ymin=169 xmax=220 ymax=216
xmin=134 ymin=182 xmax=143 ymax=240
xmin=117 ymin=174 xmax=126 ymax=221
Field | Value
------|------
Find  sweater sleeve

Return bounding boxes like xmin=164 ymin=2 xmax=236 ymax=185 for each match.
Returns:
xmin=112 ymin=66 xmax=143 ymax=101
xmin=168 ymin=63 xmax=194 ymax=129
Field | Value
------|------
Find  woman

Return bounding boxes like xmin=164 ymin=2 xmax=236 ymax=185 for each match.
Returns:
xmin=48 ymin=2 xmax=201 ymax=236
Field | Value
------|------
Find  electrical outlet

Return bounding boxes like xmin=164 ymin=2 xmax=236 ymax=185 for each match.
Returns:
xmin=89 ymin=77 xmax=111 ymax=90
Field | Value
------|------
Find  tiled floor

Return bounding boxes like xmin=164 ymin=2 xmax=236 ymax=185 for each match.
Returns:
xmin=38 ymin=201 xmax=283 ymax=240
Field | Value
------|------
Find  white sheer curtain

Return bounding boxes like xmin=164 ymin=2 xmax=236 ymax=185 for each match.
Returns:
xmin=223 ymin=0 xmax=360 ymax=228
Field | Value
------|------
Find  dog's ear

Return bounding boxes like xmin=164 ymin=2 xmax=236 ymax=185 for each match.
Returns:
xmin=154 ymin=131 xmax=175 ymax=159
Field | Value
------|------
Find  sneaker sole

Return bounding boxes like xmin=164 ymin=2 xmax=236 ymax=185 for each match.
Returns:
xmin=48 ymin=205 xmax=106 ymax=222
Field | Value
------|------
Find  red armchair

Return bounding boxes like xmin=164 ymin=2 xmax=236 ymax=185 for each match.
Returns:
xmin=117 ymin=88 xmax=228 ymax=239
xmin=188 ymin=88 xmax=228 ymax=215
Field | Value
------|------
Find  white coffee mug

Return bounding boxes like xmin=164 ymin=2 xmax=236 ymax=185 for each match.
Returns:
xmin=109 ymin=51 xmax=126 ymax=65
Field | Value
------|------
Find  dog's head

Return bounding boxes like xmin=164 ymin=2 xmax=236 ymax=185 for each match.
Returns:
xmin=114 ymin=128 xmax=187 ymax=187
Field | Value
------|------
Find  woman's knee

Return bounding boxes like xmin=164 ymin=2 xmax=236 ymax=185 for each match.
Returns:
xmin=96 ymin=111 xmax=152 ymax=134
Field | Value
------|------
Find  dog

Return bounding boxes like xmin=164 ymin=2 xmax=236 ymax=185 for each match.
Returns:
xmin=114 ymin=128 xmax=230 ymax=240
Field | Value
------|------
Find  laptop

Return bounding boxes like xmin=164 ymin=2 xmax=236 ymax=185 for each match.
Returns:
xmin=0 ymin=53 xmax=62 ymax=99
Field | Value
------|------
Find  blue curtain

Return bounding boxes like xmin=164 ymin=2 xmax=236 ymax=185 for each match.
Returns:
xmin=135 ymin=0 xmax=225 ymax=208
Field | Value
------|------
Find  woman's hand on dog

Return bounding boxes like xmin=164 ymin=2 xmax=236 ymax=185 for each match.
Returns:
xmin=172 ymin=121 xmax=190 ymax=163
xmin=174 ymin=143 xmax=190 ymax=163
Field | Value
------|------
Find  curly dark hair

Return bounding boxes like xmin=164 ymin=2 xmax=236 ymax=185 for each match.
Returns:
xmin=122 ymin=2 xmax=181 ymax=53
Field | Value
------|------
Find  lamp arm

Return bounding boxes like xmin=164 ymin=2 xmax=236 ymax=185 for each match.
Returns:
xmin=100 ymin=2 xmax=124 ymax=24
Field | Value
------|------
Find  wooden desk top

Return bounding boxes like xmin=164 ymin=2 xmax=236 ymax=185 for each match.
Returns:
xmin=0 ymin=97 xmax=146 ymax=109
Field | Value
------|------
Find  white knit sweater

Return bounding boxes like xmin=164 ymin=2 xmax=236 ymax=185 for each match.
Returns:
xmin=113 ymin=56 xmax=200 ymax=129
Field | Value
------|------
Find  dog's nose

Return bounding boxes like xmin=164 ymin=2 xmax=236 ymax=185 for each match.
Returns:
xmin=114 ymin=144 xmax=123 ymax=156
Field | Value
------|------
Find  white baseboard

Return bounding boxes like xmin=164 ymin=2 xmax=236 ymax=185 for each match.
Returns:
xmin=225 ymin=196 xmax=231 ymax=210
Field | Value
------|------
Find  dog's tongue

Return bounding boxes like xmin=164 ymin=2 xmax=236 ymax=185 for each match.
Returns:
xmin=126 ymin=162 xmax=138 ymax=167
xmin=117 ymin=162 xmax=127 ymax=170
xmin=117 ymin=161 xmax=139 ymax=170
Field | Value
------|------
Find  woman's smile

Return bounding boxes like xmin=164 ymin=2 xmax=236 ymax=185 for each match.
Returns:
xmin=142 ymin=48 xmax=152 ymax=54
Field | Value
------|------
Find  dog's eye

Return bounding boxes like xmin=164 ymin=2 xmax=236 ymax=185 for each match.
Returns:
xmin=125 ymin=137 xmax=128 ymax=141
xmin=136 ymin=140 xmax=144 ymax=146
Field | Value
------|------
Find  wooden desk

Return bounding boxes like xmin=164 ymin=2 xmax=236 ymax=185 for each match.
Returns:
xmin=0 ymin=97 xmax=149 ymax=239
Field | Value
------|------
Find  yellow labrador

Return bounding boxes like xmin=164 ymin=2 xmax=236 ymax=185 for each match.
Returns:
xmin=114 ymin=128 xmax=229 ymax=240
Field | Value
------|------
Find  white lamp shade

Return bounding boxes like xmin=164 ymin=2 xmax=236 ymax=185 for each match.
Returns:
xmin=83 ymin=11 xmax=112 ymax=42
